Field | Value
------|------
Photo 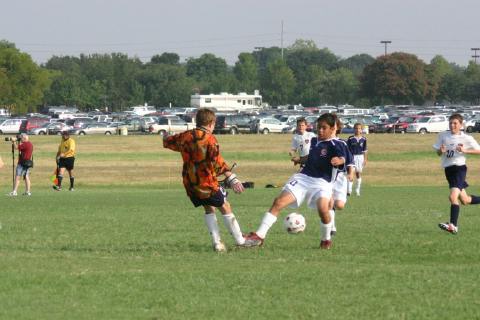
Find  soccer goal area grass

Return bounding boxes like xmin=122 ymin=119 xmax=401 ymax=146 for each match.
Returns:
xmin=1 ymin=134 xmax=479 ymax=319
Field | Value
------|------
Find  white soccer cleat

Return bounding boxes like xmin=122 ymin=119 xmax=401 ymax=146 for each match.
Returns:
xmin=8 ymin=191 xmax=17 ymax=196
xmin=213 ymin=241 xmax=227 ymax=252
xmin=439 ymin=222 xmax=458 ymax=234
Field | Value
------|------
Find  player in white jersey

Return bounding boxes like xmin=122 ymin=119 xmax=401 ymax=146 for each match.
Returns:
xmin=433 ymin=113 xmax=480 ymax=234
xmin=330 ymin=118 xmax=355 ymax=236
xmin=289 ymin=117 xmax=316 ymax=167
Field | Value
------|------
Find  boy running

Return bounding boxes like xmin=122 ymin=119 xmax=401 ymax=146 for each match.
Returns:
xmin=244 ymin=113 xmax=346 ymax=249
xmin=163 ymin=108 xmax=248 ymax=252
xmin=347 ymin=123 xmax=367 ymax=196
xmin=330 ymin=118 xmax=354 ymax=236
xmin=433 ymin=113 xmax=480 ymax=234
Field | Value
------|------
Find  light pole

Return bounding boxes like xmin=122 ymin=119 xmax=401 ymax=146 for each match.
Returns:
xmin=380 ymin=40 xmax=392 ymax=56
xmin=471 ymin=48 xmax=480 ymax=63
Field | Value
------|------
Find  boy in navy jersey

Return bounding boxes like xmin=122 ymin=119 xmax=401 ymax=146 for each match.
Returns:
xmin=433 ymin=113 xmax=480 ymax=234
xmin=245 ymin=113 xmax=346 ymax=249
xmin=347 ymin=123 xmax=368 ymax=196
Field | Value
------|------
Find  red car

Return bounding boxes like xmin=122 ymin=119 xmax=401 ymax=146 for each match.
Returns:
xmin=393 ymin=115 xmax=424 ymax=133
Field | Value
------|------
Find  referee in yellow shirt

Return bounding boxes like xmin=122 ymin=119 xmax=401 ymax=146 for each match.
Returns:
xmin=54 ymin=131 xmax=76 ymax=191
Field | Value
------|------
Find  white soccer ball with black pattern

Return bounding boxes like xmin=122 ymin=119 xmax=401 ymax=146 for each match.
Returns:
xmin=283 ymin=212 xmax=306 ymax=234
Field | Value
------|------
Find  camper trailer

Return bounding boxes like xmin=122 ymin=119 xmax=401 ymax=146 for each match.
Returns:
xmin=191 ymin=91 xmax=262 ymax=112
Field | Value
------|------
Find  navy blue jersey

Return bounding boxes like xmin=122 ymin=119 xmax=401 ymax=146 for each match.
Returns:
xmin=334 ymin=138 xmax=354 ymax=173
xmin=301 ymin=137 xmax=345 ymax=182
xmin=347 ymin=135 xmax=367 ymax=155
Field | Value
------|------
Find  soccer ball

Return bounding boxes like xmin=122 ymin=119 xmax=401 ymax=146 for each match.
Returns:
xmin=284 ymin=212 xmax=306 ymax=234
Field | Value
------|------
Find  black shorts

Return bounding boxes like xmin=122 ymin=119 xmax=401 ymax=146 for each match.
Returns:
xmin=190 ymin=187 xmax=227 ymax=208
xmin=445 ymin=165 xmax=468 ymax=190
xmin=59 ymin=157 xmax=75 ymax=170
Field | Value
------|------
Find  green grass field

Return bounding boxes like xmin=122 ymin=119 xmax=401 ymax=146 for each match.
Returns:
xmin=1 ymin=134 xmax=480 ymax=319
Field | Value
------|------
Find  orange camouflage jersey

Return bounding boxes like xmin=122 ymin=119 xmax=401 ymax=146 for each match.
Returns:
xmin=163 ymin=127 xmax=229 ymax=199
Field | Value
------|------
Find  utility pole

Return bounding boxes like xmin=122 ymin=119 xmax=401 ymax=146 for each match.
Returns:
xmin=281 ymin=20 xmax=284 ymax=60
xmin=380 ymin=40 xmax=392 ymax=56
xmin=472 ymin=48 xmax=480 ymax=63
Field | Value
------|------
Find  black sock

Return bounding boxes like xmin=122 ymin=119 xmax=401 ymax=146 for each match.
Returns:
xmin=70 ymin=177 xmax=75 ymax=189
xmin=471 ymin=195 xmax=480 ymax=204
xmin=450 ymin=204 xmax=460 ymax=226
xmin=57 ymin=175 xmax=63 ymax=187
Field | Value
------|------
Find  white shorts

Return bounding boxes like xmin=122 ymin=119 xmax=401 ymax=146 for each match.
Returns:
xmin=333 ymin=172 xmax=348 ymax=203
xmin=282 ymin=173 xmax=333 ymax=209
xmin=354 ymin=154 xmax=365 ymax=173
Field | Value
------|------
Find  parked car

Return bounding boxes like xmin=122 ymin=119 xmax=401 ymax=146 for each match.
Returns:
xmin=68 ymin=123 xmax=116 ymax=135
xmin=19 ymin=117 xmax=50 ymax=133
xmin=48 ymin=122 xmax=73 ymax=135
xmin=406 ymin=115 xmax=449 ymax=133
xmin=393 ymin=116 xmax=423 ymax=133
xmin=65 ymin=117 xmax=95 ymax=130
xmin=250 ymin=117 xmax=288 ymax=134
xmin=0 ymin=118 xmax=24 ymax=134
xmin=148 ymin=116 xmax=194 ymax=135
xmin=28 ymin=122 xmax=52 ymax=135
xmin=214 ymin=114 xmax=252 ymax=134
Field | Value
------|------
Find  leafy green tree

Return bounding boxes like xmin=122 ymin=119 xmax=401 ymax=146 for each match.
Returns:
xmin=339 ymin=54 xmax=375 ymax=77
xmin=360 ymin=52 xmax=429 ymax=105
xmin=233 ymin=52 xmax=259 ymax=93
xmin=464 ymin=61 xmax=480 ymax=105
xmin=186 ymin=53 xmax=234 ymax=93
xmin=296 ymin=65 xmax=328 ymax=106
xmin=151 ymin=53 xmax=180 ymax=65
xmin=139 ymin=63 xmax=194 ymax=107
xmin=261 ymin=58 xmax=296 ymax=105
xmin=323 ymin=68 xmax=359 ymax=105
xmin=438 ymin=71 xmax=467 ymax=103
xmin=251 ymin=47 xmax=283 ymax=73
xmin=425 ymin=55 xmax=456 ymax=102
xmin=0 ymin=42 xmax=51 ymax=113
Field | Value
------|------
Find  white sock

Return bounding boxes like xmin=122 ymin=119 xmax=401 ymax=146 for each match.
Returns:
xmin=356 ymin=178 xmax=362 ymax=193
xmin=320 ymin=220 xmax=333 ymax=241
xmin=204 ymin=213 xmax=221 ymax=245
xmin=330 ymin=209 xmax=336 ymax=232
xmin=347 ymin=181 xmax=352 ymax=194
xmin=222 ymin=213 xmax=245 ymax=245
xmin=256 ymin=212 xmax=278 ymax=239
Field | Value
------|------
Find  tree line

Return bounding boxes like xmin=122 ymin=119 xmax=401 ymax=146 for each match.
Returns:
xmin=1 ymin=39 xmax=479 ymax=114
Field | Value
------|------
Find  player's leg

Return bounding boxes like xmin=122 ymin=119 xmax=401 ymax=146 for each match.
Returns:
xmin=219 ymin=200 xmax=246 ymax=246
xmin=257 ymin=190 xmax=296 ymax=238
xmin=203 ymin=205 xmax=225 ymax=252
xmin=317 ymin=196 xmax=334 ymax=249
xmin=355 ymin=172 xmax=362 ymax=196
xmin=439 ymin=188 xmax=461 ymax=234
xmin=458 ymin=189 xmax=480 ymax=206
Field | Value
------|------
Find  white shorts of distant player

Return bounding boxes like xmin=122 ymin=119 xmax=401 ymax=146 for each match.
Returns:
xmin=283 ymin=173 xmax=333 ymax=209
xmin=353 ymin=154 xmax=365 ymax=173
xmin=333 ymin=172 xmax=348 ymax=203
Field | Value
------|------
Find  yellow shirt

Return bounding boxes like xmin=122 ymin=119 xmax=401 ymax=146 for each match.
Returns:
xmin=58 ymin=137 xmax=76 ymax=158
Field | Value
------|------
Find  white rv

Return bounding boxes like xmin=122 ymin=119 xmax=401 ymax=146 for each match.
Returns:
xmin=190 ymin=91 xmax=262 ymax=112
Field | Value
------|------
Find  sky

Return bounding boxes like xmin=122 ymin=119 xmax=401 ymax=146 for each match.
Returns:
xmin=1 ymin=0 xmax=479 ymax=67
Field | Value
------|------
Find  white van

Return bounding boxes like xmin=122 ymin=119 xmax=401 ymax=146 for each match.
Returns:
xmin=0 ymin=119 xmax=24 ymax=134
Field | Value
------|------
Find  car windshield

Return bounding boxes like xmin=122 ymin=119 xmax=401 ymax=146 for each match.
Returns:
xmin=416 ymin=117 xmax=430 ymax=123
